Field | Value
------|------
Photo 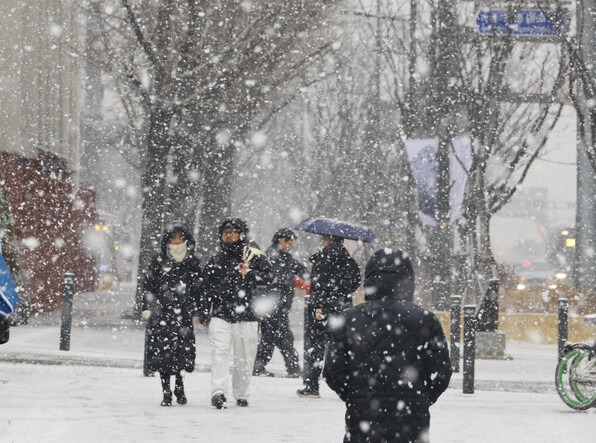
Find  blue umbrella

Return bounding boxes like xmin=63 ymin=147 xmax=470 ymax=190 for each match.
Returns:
xmin=0 ymin=251 xmax=19 ymax=317
xmin=294 ymin=217 xmax=376 ymax=243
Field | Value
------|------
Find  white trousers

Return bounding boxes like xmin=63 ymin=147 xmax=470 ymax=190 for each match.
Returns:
xmin=208 ymin=317 xmax=258 ymax=400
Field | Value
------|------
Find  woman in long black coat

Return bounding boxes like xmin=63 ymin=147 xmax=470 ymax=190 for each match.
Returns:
xmin=142 ymin=221 xmax=202 ymax=406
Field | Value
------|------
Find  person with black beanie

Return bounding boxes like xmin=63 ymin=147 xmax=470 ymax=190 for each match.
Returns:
xmin=199 ymin=218 xmax=274 ymax=409
xmin=323 ymin=248 xmax=452 ymax=442
xmin=253 ymin=228 xmax=308 ymax=378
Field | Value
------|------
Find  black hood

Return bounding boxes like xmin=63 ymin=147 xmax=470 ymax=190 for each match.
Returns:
xmin=363 ymin=249 xmax=414 ymax=301
xmin=160 ymin=221 xmax=196 ymax=258
xmin=218 ymin=218 xmax=249 ymax=240
xmin=218 ymin=218 xmax=249 ymax=258
xmin=309 ymin=241 xmax=347 ymax=264
xmin=272 ymin=228 xmax=297 ymax=244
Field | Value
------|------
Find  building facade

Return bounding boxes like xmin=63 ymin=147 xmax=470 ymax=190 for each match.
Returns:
xmin=0 ymin=2 xmax=98 ymax=313
xmin=0 ymin=0 xmax=81 ymax=171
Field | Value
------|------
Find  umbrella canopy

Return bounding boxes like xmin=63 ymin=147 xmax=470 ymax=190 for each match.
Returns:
xmin=294 ymin=217 xmax=376 ymax=243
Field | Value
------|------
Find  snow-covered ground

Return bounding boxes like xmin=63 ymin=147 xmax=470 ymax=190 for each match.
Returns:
xmin=1 ymin=287 xmax=595 ymax=442
xmin=1 ymin=363 xmax=594 ymax=443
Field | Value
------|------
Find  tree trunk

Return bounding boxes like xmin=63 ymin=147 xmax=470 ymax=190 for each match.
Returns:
xmin=133 ymin=108 xmax=173 ymax=317
xmin=196 ymin=135 xmax=235 ymax=261
xmin=431 ymin=134 xmax=452 ymax=310
xmin=476 ymin=168 xmax=495 ymax=284
xmin=165 ymin=137 xmax=202 ymax=229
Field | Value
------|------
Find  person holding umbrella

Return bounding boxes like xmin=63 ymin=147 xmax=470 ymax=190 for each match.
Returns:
xmin=297 ymin=233 xmax=361 ymax=398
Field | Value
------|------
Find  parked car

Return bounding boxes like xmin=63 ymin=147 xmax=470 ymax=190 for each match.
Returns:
xmin=515 ymin=260 xmax=558 ymax=291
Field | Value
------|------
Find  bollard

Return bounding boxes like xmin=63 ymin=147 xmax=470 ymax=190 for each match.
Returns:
xmin=450 ymin=295 xmax=462 ymax=373
xmin=59 ymin=273 xmax=75 ymax=351
xmin=476 ymin=279 xmax=500 ymax=332
xmin=303 ymin=294 xmax=311 ymax=374
xmin=0 ymin=315 xmax=9 ymax=345
xmin=463 ymin=305 xmax=477 ymax=394
xmin=558 ymin=298 xmax=568 ymax=358
xmin=143 ymin=319 xmax=154 ymax=376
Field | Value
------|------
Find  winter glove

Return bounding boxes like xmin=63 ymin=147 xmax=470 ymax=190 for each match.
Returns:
xmin=142 ymin=310 xmax=151 ymax=321
xmin=192 ymin=316 xmax=200 ymax=327
xmin=293 ymin=278 xmax=311 ymax=295
xmin=315 ymin=308 xmax=325 ymax=321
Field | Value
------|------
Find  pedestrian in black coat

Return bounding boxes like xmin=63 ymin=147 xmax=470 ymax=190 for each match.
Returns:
xmin=323 ymin=249 xmax=452 ymax=443
xmin=142 ymin=221 xmax=202 ymax=406
xmin=298 ymin=234 xmax=361 ymax=398
xmin=253 ymin=228 xmax=308 ymax=377
xmin=199 ymin=218 xmax=274 ymax=409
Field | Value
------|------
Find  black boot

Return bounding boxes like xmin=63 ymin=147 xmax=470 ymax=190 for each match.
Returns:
xmin=174 ymin=374 xmax=187 ymax=405
xmin=161 ymin=392 xmax=173 ymax=406
xmin=160 ymin=373 xmax=173 ymax=406
xmin=211 ymin=393 xmax=227 ymax=409
xmin=296 ymin=386 xmax=320 ymax=398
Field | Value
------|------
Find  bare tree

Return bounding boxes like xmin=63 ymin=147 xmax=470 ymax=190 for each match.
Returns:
xmin=233 ymin=6 xmax=414 ymax=262
xmin=347 ymin=1 xmax=567 ymax=307
xmin=89 ymin=1 xmax=341 ymax=315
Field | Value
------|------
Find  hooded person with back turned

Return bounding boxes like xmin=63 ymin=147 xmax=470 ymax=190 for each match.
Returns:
xmin=323 ymin=248 xmax=452 ymax=443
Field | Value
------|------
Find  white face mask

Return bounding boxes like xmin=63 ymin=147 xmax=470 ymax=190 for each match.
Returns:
xmin=168 ymin=242 xmax=187 ymax=262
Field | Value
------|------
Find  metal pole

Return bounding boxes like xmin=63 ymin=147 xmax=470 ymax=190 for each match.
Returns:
xmin=430 ymin=0 xmax=458 ymax=311
xmin=0 ymin=315 xmax=9 ymax=345
xmin=463 ymin=305 xmax=477 ymax=394
xmin=59 ymin=273 xmax=75 ymax=351
xmin=303 ymin=294 xmax=311 ymax=374
xmin=574 ymin=0 xmax=596 ymax=289
xmin=143 ymin=319 xmax=154 ymax=376
xmin=558 ymin=298 xmax=568 ymax=358
xmin=450 ymin=295 xmax=462 ymax=373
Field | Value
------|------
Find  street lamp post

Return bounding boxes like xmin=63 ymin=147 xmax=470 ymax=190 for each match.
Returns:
xmin=574 ymin=0 xmax=596 ymax=293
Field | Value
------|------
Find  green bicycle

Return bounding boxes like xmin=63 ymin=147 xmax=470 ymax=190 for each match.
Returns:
xmin=555 ymin=315 xmax=596 ymax=410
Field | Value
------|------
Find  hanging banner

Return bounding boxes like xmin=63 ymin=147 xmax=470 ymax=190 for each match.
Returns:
xmin=405 ymin=138 xmax=475 ymax=226
xmin=0 ymin=250 xmax=19 ymax=317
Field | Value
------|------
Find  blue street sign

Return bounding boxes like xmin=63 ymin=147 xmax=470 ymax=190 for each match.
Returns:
xmin=477 ymin=10 xmax=570 ymax=36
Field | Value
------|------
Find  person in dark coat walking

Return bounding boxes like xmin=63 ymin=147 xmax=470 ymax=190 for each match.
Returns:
xmin=199 ymin=218 xmax=274 ymax=409
xmin=297 ymin=234 xmax=361 ymax=398
xmin=142 ymin=221 xmax=202 ymax=406
xmin=323 ymin=248 xmax=452 ymax=443
xmin=253 ymin=228 xmax=308 ymax=378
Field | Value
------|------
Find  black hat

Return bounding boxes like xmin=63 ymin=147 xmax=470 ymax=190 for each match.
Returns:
xmin=363 ymin=248 xmax=415 ymax=301
xmin=219 ymin=218 xmax=249 ymax=240
xmin=272 ymin=228 xmax=297 ymax=244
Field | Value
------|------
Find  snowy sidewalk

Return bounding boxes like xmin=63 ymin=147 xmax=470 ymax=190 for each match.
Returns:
xmin=0 ymin=362 xmax=594 ymax=443
xmin=1 ymin=288 xmax=561 ymax=394
xmin=1 ymin=288 xmax=596 ymax=442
